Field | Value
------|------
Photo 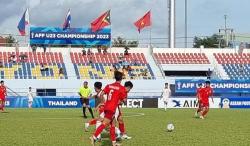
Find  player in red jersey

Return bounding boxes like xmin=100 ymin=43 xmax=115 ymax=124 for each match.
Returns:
xmin=115 ymin=81 xmax=133 ymax=140
xmin=90 ymin=71 xmax=133 ymax=146
xmin=0 ymin=80 xmax=7 ymax=112
xmin=195 ymin=83 xmax=203 ymax=117
xmin=199 ymin=81 xmax=214 ymax=119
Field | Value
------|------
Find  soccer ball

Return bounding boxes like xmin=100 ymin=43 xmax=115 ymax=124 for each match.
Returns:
xmin=167 ymin=123 xmax=174 ymax=132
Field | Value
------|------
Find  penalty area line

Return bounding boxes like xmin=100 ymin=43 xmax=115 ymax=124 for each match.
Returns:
xmin=122 ymin=112 xmax=145 ymax=118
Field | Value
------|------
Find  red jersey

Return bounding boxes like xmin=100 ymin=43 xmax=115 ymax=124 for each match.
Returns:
xmin=0 ymin=85 xmax=6 ymax=99
xmin=103 ymin=82 xmax=127 ymax=112
xmin=200 ymin=87 xmax=213 ymax=104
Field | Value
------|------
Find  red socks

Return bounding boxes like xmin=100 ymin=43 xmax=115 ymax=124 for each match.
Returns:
xmin=89 ymin=119 xmax=97 ymax=125
xmin=110 ymin=125 xmax=116 ymax=142
xmin=119 ymin=123 xmax=125 ymax=134
xmin=94 ymin=124 xmax=105 ymax=138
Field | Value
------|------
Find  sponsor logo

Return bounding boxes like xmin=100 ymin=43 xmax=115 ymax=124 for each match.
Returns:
xmin=221 ymin=98 xmax=230 ymax=108
xmin=177 ymin=82 xmax=182 ymax=90
xmin=48 ymin=101 xmax=78 ymax=106
xmin=5 ymin=101 xmax=10 ymax=106
xmin=172 ymin=100 xmax=181 ymax=107
xmin=123 ymin=99 xmax=143 ymax=108
xmin=159 ymin=97 xmax=221 ymax=108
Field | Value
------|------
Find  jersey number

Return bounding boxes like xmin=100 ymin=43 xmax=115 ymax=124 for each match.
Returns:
xmin=107 ymin=90 xmax=114 ymax=101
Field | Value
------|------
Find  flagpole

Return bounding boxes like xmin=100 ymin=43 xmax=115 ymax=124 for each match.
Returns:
xmin=149 ymin=25 xmax=152 ymax=48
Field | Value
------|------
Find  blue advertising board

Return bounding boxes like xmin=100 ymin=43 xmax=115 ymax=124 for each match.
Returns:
xmin=221 ymin=97 xmax=250 ymax=108
xmin=175 ymin=79 xmax=250 ymax=94
xmin=4 ymin=96 xmax=95 ymax=108
xmin=30 ymin=27 xmax=111 ymax=46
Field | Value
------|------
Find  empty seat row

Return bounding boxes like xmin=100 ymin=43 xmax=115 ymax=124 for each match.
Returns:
xmin=154 ymin=53 xmax=210 ymax=64
xmin=214 ymin=53 xmax=250 ymax=64
xmin=0 ymin=52 xmax=63 ymax=64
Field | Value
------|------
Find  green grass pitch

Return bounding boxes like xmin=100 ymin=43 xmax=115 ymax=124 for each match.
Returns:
xmin=0 ymin=108 xmax=250 ymax=146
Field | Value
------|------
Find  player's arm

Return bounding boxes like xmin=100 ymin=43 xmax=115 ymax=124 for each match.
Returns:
xmin=96 ymin=103 xmax=104 ymax=109
xmin=161 ymin=89 xmax=165 ymax=97
xmin=78 ymin=93 xmax=83 ymax=98
xmin=196 ymin=89 xmax=199 ymax=100
xmin=210 ymin=89 xmax=214 ymax=103
xmin=5 ymin=87 xmax=7 ymax=96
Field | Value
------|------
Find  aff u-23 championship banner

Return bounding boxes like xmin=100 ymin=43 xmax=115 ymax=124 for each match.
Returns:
xmin=5 ymin=96 xmax=95 ymax=108
xmin=175 ymin=79 xmax=250 ymax=94
xmin=30 ymin=27 xmax=111 ymax=46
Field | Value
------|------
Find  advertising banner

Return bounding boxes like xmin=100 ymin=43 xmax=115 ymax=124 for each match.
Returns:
xmin=5 ymin=96 xmax=95 ymax=108
xmin=175 ymin=79 xmax=250 ymax=94
xmin=221 ymin=97 xmax=250 ymax=108
xmin=4 ymin=96 xmax=159 ymax=108
xmin=122 ymin=98 xmax=158 ymax=108
xmin=30 ymin=27 xmax=111 ymax=46
xmin=158 ymin=97 xmax=221 ymax=108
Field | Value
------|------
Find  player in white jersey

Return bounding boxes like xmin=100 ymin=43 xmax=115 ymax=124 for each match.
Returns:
xmin=161 ymin=83 xmax=171 ymax=111
xmin=27 ymin=87 xmax=34 ymax=108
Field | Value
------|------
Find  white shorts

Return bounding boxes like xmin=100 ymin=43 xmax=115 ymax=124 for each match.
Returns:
xmin=163 ymin=97 xmax=169 ymax=102
xmin=28 ymin=99 xmax=33 ymax=102
xmin=114 ymin=107 xmax=120 ymax=120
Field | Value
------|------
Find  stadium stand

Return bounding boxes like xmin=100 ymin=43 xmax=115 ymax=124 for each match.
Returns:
xmin=70 ymin=52 xmax=155 ymax=79
xmin=153 ymin=52 xmax=210 ymax=64
xmin=214 ymin=53 xmax=250 ymax=80
xmin=0 ymin=51 xmax=67 ymax=79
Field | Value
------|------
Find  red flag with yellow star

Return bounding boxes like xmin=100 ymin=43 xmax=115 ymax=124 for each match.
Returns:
xmin=91 ymin=10 xmax=111 ymax=32
xmin=134 ymin=11 xmax=151 ymax=33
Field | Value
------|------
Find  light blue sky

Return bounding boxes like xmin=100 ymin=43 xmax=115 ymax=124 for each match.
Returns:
xmin=0 ymin=0 xmax=249 ymax=47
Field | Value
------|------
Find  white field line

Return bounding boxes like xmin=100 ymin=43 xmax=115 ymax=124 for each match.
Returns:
xmin=38 ymin=112 xmax=145 ymax=120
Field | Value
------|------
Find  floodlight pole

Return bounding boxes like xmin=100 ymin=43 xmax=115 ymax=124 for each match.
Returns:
xmin=184 ymin=0 xmax=187 ymax=48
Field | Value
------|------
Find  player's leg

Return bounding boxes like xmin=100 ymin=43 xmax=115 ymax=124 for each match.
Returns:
xmin=110 ymin=121 xmax=121 ymax=146
xmin=195 ymin=101 xmax=201 ymax=117
xmin=0 ymin=99 xmax=3 ymax=111
xmin=85 ymin=118 xmax=97 ymax=132
xmin=115 ymin=127 xmax=121 ymax=139
xmin=90 ymin=118 xmax=110 ymax=145
xmin=117 ymin=109 xmax=132 ymax=140
xmin=199 ymin=103 xmax=205 ymax=119
xmin=90 ymin=111 xmax=113 ymax=145
xmin=202 ymin=106 xmax=209 ymax=117
xmin=1 ymin=99 xmax=5 ymax=111
xmin=28 ymin=101 xmax=32 ymax=108
xmin=86 ymin=98 xmax=94 ymax=118
xmin=94 ymin=112 xmax=105 ymax=139
xmin=164 ymin=100 xmax=168 ymax=111
xmin=82 ymin=99 xmax=87 ymax=118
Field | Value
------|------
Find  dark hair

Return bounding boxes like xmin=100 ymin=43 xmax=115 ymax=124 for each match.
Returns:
xmin=0 ymin=80 xmax=4 ymax=83
xmin=205 ymin=81 xmax=211 ymax=84
xmin=114 ymin=71 xmax=123 ymax=81
xmin=198 ymin=83 xmax=202 ymax=86
xmin=124 ymin=81 xmax=133 ymax=89
xmin=94 ymin=82 xmax=102 ymax=89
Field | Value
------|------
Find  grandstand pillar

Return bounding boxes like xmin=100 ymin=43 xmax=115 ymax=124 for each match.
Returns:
xmin=168 ymin=0 xmax=176 ymax=48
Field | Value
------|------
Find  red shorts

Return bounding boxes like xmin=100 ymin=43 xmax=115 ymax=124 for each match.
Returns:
xmin=0 ymin=97 xmax=5 ymax=102
xmin=104 ymin=110 xmax=115 ymax=121
xmin=200 ymin=102 xmax=209 ymax=108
